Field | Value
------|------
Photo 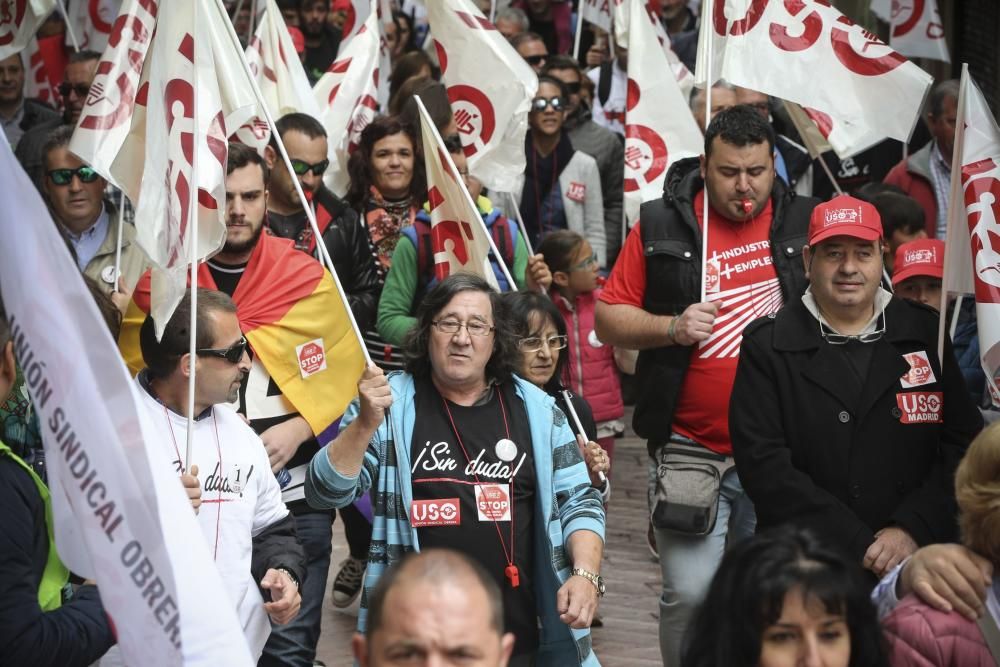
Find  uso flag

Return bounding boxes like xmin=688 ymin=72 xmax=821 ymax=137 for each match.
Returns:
xmin=0 ymin=0 xmax=56 ymax=60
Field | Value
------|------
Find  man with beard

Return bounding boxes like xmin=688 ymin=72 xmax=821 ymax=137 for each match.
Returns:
xmin=299 ymin=0 xmax=341 ymax=84
xmin=264 ymin=113 xmax=379 ymax=332
xmin=16 ymin=50 xmax=100 ymax=190
xmin=0 ymin=54 xmax=59 ymax=151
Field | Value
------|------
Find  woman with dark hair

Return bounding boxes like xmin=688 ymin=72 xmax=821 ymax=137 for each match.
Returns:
xmin=345 ymin=115 xmax=426 ymax=371
xmin=682 ymin=526 xmax=889 ymax=667
xmin=388 ymin=52 xmax=437 ymax=112
xmin=306 ymin=274 xmax=607 ymax=666
xmin=392 ymin=11 xmax=418 ymax=57
xmin=514 ymin=75 xmax=606 ymax=267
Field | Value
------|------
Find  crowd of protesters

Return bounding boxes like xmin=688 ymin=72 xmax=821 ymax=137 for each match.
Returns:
xmin=1 ymin=0 xmax=996 ymax=666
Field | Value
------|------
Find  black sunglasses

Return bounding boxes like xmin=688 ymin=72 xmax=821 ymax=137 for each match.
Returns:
xmin=58 ymin=82 xmax=90 ymax=99
xmin=196 ymin=336 xmax=248 ymax=364
xmin=531 ymin=96 xmax=564 ymax=112
xmin=47 ymin=166 xmax=101 ymax=186
xmin=563 ymin=81 xmax=581 ymax=95
xmin=524 ymin=54 xmax=547 ymax=65
xmin=290 ymin=158 xmax=330 ymax=176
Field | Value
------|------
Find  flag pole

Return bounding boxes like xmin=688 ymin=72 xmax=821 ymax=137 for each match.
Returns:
xmin=559 ymin=389 xmax=607 ymax=484
xmin=503 ymin=191 xmax=535 ymax=256
xmin=416 ymin=95 xmax=518 ymax=291
xmin=113 ymin=191 xmax=125 ymax=291
xmin=489 ymin=0 xmax=497 ymax=23
xmin=817 ymin=156 xmax=844 ymax=195
xmin=215 ymin=0 xmax=373 ymax=365
xmin=185 ymin=0 xmax=202 ymax=472
xmin=699 ymin=0 xmax=713 ymax=303
xmin=938 ymin=63 xmax=968 ymax=363
xmin=572 ymin=9 xmax=584 ymax=61
xmin=57 ymin=2 xmax=81 ymax=52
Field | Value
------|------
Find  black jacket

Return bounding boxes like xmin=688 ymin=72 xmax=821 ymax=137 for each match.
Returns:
xmin=267 ymin=186 xmax=380 ymax=332
xmin=631 ymin=157 xmax=817 ymax=454
xmin=0 ymin=457 xmax=113 ymax=666
xmin=730 ymin=297 xmax=983 ymax=560
xmin=251 ymin=513 xmax=307 ymax=591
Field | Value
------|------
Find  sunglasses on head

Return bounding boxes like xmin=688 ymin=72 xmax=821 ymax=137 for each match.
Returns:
xmin=290 ymin=158 xmax=330 ymax=176
xmin=47 ymin=166 xmax=101 ymax=186
xmin=524 ymin=54 xmax=547 ymax=65
xmin=531 ymin=96 xmax=564 ymax=112
xmin=196 ymin=336 xmax=248 ymax=364
xmin=58 ymin=82 xmax=90 ymax=99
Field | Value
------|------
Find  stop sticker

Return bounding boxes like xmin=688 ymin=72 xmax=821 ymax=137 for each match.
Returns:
xmin=295 ymin=338 xmax=327 ymax=379
xmin=475 ymin=484 xmax=511 ymax=522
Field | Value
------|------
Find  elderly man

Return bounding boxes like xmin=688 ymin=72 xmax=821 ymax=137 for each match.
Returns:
xmin=495 ymin=7 xmax=530 ymax=42
xmin=511 ymin=32 xmax=548 ymax=74
xmin=594 ymin=105 xmax=817 ymax=666
xmin=306 ymin=274 xmax=606 ymax=666
xmin=731 ymin=195 xmax=982 ymax=582
xmin=353 ymin=549 xmax=516 ymax=667
xmin=136 ymin=288 xmax=305 ymax=657
xmin=0 ymin=54 xmax=59 ymax=151
xmin=41 ymin=126 xmax=148 ymax=296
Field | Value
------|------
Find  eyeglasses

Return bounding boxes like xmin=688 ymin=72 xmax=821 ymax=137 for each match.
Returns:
xmin=517 ymin=335 xmax=568 ymax=352
xmin=47 ymin=166 xmax=101 ymax=186
xmin=290 ymin=158 xmax=330 ymax=176
xmin=571 ymin=253 xmax=598 ymax=272
xmin=531 ymin=96 xmax=564 ymax=113
xmin=58 ymin=82 xmax=91 ymax=99
xmin=524 ymin=54 xmax=547 ymax=66
xmin=196 ymin=336 xmax=249 ymax=363
xmin=563 ymin=81 xmax=581 ymax=95
xmin=432 ymin=319 xmax=495 ymax=337
xmin=819 ymin=314 xmax=886 ymax=345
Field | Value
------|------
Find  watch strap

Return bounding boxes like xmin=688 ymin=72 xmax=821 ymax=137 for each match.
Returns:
xmin=571 ymin=568 xmax=604 ymax=596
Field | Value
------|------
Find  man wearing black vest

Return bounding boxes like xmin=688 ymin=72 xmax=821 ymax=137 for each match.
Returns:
xmin=594 ymin=105 xmax=818 ymax=666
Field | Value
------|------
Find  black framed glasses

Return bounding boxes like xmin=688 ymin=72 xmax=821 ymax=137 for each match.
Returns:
xmin=58 ymin=82 xmax=91 ymax=99
xmin=819 ymin=314 xmax=886 ymax=345
xmin=432 ymin=319 xmax=495 ymax=337
xmin=196 ymin=336 xmax=248 ymax=363
xmin=524 ymin=54 xmax=547 ymax=66
xmin=290 ymin=158 xmax=330 ymax=176
xmin=47 ymin=166 xmax=101 ymax=186
xmin=517 ymin=335 xmax=568 ymax=352
xmin=531 ymin=96 xmax=564 ymax=113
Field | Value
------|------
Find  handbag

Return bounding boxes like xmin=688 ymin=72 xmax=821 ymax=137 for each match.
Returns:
xmin=651 ymin=440 xmax=735 ymax=536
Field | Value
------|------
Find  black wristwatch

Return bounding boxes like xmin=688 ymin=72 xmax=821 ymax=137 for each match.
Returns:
xmin=571 ymin=568 xmax=606 ymax=597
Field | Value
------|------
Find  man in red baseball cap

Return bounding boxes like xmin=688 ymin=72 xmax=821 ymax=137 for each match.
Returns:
xmin=893 ymin=239 xmax=944 ymax=310
xmin=730 ymin=194 xmax=982 ymax=586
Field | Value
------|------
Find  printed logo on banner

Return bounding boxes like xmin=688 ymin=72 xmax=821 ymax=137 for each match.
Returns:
xmin=476 ymin=483 xmax=511 ymax=521
xmin=896 ymin=391 xmax=943 ymax=423
xmin=296 ymin=339 xmax=327 ymax=378
xmin=411 ymin=498 xmax=461 ymax=527
xmin=0 ymin=0 xmax=27 ymax=48
xmin=567 ymin=182 xmax=586 ymax=202
xmin=900 ymin=351 xmax=936 ymax=388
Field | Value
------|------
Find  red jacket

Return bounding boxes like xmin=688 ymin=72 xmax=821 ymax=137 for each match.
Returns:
xmin=884 ymin=142 xmax=939 ymax=238
xmin=883 ymin=594 xmax=995 ymax=667
xmin=554 ymin=289 xmax=624 ymax=423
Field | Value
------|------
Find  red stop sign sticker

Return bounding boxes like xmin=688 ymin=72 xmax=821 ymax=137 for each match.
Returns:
xmin=475 ymin=484 xmax=510 ymax=522
xmin=296 ymin=338 xmax=327 ymax=379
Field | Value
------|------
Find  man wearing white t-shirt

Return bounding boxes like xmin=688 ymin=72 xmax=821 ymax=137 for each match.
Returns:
xmin=136 ymin=288 xmax=306 ymax=658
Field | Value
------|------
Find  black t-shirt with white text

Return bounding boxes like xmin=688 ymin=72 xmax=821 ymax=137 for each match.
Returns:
xmin=410 ymin=377 xmax=538 ymax=655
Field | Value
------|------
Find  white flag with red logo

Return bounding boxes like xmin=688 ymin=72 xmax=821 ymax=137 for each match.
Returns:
xmin=612 ymin=0 xmax=694 ymax=98
xmin=428 ymin=0 xmax=536 ymax=192
xmin=942 ymin=66 xmax=1000 ymax=404
xmin=695 ymin=0 xmax=932 ymax=147
xmin=784 ymin=102 xmax=885 ymax=159
xmin=236 ymin=0 xmax=320 ymax=150
xmin=70 ymin=0 xmax=258 ymax=334
xmin=581 ymin=0 xmax=612 ymax=32
xmin=22 ymin=34 xmax=57 ymax=108
xmin=623 ymin=0 xmax=701 ymax=224
xmin=0 ymin=0 xmax=56 ymax=60
xmin=340 ymin=0 xmax=393 ymax=107
xmin=872 ymin=0 xmax=949 ymax=62
xmin=65 ymin=0 xmax=121 ymax=52
xmin=417 ymin=97 xmax=501 ymax=291
xmin=314 ymin=9 xmax=381 ymax=197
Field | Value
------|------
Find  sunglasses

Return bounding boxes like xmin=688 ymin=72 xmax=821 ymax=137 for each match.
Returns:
xmin=196 ymin=336 xmax=249 ymax=364
xmin=47 ymin=166 xmax=101 ymax=186
xmin=524 ymin=54 xmax=547 ymax=65
xmin=58 ymin=82 xmax=91 ymax=99
xmin=563 ymin=81 xmax=581 ymax=95
xmin=290 ymin=158 xmax=330 ymax=176
xmin=531 ymin=96 xmax=564 ymax=113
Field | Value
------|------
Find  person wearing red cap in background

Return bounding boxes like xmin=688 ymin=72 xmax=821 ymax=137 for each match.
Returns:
xmin=893 ymin=239 xmax=944 ymax=310
xmin=730 ymin=194 xmax=983 ymax=589
xmin=286 ymin=26 xmax=307 ymax=65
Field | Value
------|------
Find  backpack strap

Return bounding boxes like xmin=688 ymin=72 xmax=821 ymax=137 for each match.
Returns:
xmin=598 ymin=61 xmax=614 ymax=108
xmin=401 ymin=219 xmax=434 ymax=310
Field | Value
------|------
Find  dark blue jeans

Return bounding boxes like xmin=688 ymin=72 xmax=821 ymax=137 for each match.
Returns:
xmin=258 ymin=510 xmax=333 ymax=667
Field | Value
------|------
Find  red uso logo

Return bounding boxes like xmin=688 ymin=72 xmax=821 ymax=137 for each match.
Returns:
xmin=896 ymin=391 xmax=943 ymax=424
xmin=447 ymin=84 xmax=496 ymax=158
xmin=624 ymin=125 xmax=668 ymax=193
xmin=411 ymin=498 xmax=461 ymax=527
xmin=890 ymin=0 xmax=925 ymax=38
xmin=476 ymin=484 xmax=511 ymax=521
xmin=296 ymin=338 xmax=328 ymax=379
xmin=0 ymin=0 xmax=27 ymax=48
xmin=900 ymin=351 xmax=936 ymax=388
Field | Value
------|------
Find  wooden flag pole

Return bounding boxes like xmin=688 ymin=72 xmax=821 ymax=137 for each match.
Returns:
xmin=185 ymin=0 xmax=202 ymax=472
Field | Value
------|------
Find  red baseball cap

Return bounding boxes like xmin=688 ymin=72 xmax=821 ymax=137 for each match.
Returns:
xmin=807 ymin=195 xmax=883 ymax=246
xmin=892 ymin=239 xmax=944 ymax=285
xmin=287 ymin=26 xmax=306 ymax=55
xmin=331 ymin=0 xmax=351 ymax=11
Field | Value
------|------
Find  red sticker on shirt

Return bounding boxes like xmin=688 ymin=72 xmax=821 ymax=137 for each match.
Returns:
xmin=475 ymin=484 xmax=511 ymax=521
xmin=896 ymin=391 xmax=943 ymax=424
xmin=567 ymin=182 xmax=586 ymax=202
xmin=900 ymin=351 xmax=936 ymax=388
xmin=410 ymin=498 xmax=461 ymax=527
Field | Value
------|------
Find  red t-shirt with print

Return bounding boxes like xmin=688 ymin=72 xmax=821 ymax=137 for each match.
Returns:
xmin=600 ymin=191 xmax=781 ymax=454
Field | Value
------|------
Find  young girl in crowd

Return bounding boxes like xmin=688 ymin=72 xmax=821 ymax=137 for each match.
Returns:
xmin=538 ymin=230 xmax=624 ymax=471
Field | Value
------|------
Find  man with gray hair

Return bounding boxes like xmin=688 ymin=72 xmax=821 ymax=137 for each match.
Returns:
xmin=885 ymin=79 xmax=960 ymax=240
xmin=495 ymin=6 xmax=529 ymax=42
xmin=353 ymin=549 xmax=516 ymax=667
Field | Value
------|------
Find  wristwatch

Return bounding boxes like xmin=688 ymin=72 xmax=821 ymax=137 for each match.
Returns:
xmin=276 ymin=567 xmax=299 ymax=590
xmin=571 ymin=568 xmax=606 ymax=597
